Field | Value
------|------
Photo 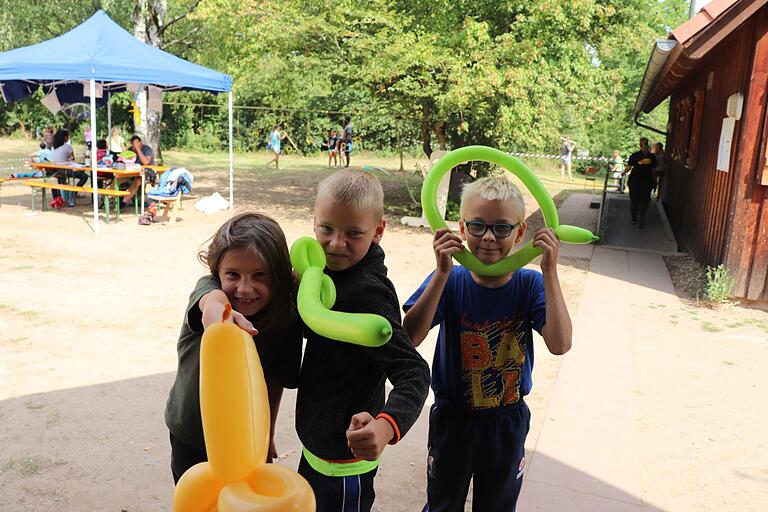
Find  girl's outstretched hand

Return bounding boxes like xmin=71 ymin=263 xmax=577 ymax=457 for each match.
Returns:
xmin=201 ymin=294 xmax=258 ymax=335
xmin=230 ymin=310 xmax=258 ymax=336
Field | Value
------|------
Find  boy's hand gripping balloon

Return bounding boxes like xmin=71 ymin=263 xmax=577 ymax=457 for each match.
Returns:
xmin=422 ymin=146 xmax=598 ymax=276
xmin=290 ymin=237 xmax=392 ymax=347
xmin=172 ymin=306 xmax=315 ymax=512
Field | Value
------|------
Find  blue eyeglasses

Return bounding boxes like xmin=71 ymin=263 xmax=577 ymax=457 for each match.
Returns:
xmin=463 ymin=220 xmax=519 ymax=238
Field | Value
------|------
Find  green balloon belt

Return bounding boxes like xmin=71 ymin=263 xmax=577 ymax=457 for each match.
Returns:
xmin=291 ymin=146 xmax=597 ymax=346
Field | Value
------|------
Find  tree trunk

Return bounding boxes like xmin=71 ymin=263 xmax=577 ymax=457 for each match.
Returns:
xmin=421 ymin=99 xmax=432 ymax=158
xmin=434 ymin=120 xmax=447 ymax=150
xmin=132 ymin=0 xmax=166 ymax=160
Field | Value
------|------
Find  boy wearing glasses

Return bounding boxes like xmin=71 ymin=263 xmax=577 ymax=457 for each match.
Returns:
xmin=403 ymin=176 xmax=572 ymax=511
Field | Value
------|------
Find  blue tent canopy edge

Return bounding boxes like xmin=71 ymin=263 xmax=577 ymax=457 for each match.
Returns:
xmin=0 ymin=10 xmax=232 ymax=104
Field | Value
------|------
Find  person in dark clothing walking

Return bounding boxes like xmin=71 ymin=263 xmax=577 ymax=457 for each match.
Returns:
xmin=297 ymin=168 xmax=430 ymax=511
xmin=342 ymin=116 xmax=353 ymax=168
xmin=623 ymin=137 xmax=658 ymax=228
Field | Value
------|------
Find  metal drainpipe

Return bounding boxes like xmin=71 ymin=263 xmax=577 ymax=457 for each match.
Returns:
xmin=634 ymin=112 xmax=667 ymax=138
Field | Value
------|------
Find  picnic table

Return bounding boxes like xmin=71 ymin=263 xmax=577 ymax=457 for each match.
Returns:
xmin=30 ymin=162 xmax=170 ymax=219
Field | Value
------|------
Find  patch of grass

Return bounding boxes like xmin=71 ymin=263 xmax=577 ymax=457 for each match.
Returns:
xmin=0 ymin=456 xmax=52 ymax=476
xmin=721 ymin=360 xmax=735 ymax=366
xmin=19 ymin=310 xmax=39 ymax=320
xmin=11 ymin=265 xmax=35 ymax=271
xmin=4 ymin=336 xmax=28 ymax=344
xmin=46 ymin=411 xmax=61 ymax=427
xmin=24 ymin=400 xmax=45 ymax=410
xmin=725 ymin=321 xmax=746 ymax=328
xmin=0 ymin=303 xmax=10 ymax=310
xmin=701 ymin=321 xmax=722 ymax=332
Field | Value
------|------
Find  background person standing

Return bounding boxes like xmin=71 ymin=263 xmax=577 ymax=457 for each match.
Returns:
xmin=623 ymin=137 xmax=657 ymax=228
xmin=266 ymin=124 xmax=288 ymax=170
xmin=342 ymin=116 xmax=352 ymax=167
xmin=559 ymin=136 xmax=576 ymax=181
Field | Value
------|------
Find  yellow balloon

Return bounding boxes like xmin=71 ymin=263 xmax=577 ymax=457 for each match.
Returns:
xmin=174 ymin=317 xmax=316 ymax=511
xmin=200 ymin=321 xmax=270 ymax=481
xmin=173 ymin=462 xmax=223 ymax=512
xmin=217 ymin=465 xmax=316 ymax=512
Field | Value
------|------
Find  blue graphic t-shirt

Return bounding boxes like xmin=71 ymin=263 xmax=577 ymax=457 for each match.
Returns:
xmin=404 ymin=266 xmax=546 ymax=411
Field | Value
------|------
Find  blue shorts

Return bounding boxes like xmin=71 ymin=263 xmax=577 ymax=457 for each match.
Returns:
xmin=298 ymin=454 xmax=377 ymax=511
xmin=423 ymin=401 xmax=530 ymax=511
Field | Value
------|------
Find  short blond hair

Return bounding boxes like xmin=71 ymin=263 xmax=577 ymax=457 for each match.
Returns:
xmin=460 ymin=176 xmax=525 ymax=221
xmin=316 ymin=169 xmax=384 ymax=219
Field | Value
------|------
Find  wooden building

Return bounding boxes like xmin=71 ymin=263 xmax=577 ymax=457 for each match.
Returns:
xmin=636 ymin=0 xmax=768 ymax=301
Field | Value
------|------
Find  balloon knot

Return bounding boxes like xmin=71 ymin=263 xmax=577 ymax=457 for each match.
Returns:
xmin=222 ymin=303 xmax=232 ymax=322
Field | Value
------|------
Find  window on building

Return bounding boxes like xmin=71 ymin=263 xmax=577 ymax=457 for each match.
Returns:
xmin=671 ymin=90 xmax=705 ymax=169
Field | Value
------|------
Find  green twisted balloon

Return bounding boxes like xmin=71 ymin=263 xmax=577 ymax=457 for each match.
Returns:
xmin=422 ymin=146 xmax=598 ymax=276
xmin=290 ymin=237 xmax=392 ymax=347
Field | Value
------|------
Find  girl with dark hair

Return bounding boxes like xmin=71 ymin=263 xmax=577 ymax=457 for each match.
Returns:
xmin=49 ymin=129 xmax=88 ymax=208
xmin=164 ymin=212 xmax=303 ymax=484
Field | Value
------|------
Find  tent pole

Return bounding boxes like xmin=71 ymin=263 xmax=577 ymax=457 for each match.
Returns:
xmin=228 ymin=91 xmax=234 ymax=210
xmin=107 ymin=91 xmax=112 ymax=141
xmin=90 ymin=79 xmax=99 ymax=234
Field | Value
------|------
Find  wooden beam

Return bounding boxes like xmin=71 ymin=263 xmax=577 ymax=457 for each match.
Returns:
xmin=724 ymin=7 xmax=768 ymax=298
xmin=747 ymin=200 xmax=768 ymax=300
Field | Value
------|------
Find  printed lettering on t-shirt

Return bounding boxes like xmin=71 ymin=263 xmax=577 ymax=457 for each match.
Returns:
xmin=459 ymin=314 xmax=526 ymax=409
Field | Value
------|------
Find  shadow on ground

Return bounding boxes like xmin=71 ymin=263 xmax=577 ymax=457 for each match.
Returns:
xmin=1 ymin=372 xmax=665 ymax=512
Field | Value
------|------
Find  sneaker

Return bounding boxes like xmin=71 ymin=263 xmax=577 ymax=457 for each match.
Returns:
xmin=138 ymin=212 xmax=153 ymax=225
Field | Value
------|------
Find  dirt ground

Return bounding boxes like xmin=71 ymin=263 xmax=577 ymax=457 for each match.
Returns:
xmin=1 ymin=141 xmax=766 ymax=511
xmin=0 ymin=142 xmax=589 ymax=511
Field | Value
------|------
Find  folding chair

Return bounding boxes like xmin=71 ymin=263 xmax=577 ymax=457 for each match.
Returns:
xmin=583 ymin=165 xmax=598 ymax=190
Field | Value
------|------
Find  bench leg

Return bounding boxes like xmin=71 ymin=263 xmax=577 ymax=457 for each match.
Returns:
xmin=104 ymin=195 xmax=111 ymax=224
xmin=41 ymin=188 xmax=47 ymax=211
xmin=169 ymin=200 xmax=179 ymax=224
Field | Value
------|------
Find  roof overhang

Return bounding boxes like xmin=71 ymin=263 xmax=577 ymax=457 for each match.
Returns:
xmin=635 ymin=0 xmax=768 ymax=114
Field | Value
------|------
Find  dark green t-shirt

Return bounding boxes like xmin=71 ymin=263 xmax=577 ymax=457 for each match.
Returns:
xmin=164 ymin=275 xmax=303 ymax=450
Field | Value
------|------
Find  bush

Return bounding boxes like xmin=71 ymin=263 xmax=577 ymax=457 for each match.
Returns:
xmin=705 ymin=264 xmax=735 ymax=306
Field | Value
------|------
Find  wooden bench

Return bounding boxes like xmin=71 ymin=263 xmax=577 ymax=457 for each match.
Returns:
xmin=25 ymin=181 xmax=130 ymax=223
xmin=0 ymin=177 xmax=45 ymax=207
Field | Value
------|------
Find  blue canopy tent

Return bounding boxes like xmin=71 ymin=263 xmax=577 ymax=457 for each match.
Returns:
xmin=0 ymin=10 xmax=234 ymax=232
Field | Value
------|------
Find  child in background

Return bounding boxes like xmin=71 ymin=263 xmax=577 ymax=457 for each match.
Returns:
xmin=95 ymin=139 xmax=109 ymax=164
xmin=296 ymin=169 xmax=430 ymax=511
xmin=164 ymin=213 xmax=303 ymax=484
xmin=327 ymin=128 xmax=340 ymax=168
xmin=109 ymin=126 xmax=125 ymax=160
xmin=403 ymin=176 xmax=573 ymax=511
xmin=27 ymin=142 xmax=52 ymax=164
xmin=266 ymin=124 xmax=288 ymax=170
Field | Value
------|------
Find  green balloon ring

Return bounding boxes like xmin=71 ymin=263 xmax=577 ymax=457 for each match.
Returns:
xmin=421 ymin=146 xmax=598 ymax=276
